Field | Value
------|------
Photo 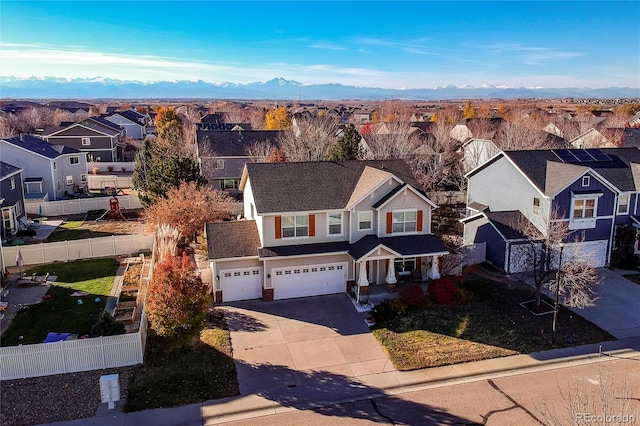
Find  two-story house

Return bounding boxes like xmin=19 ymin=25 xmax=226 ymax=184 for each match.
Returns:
xmin=40 ymin=117 xmax=125 ymax=162
xmin=206 ymin=160 xmax=448 ymax=303
xmin=462 ymin=148 xmax=640 ymax=272
xmin=0 ymin=135 xmax=88 ymax=201
xmin=196 ymin=129 xmax=280 ymax=198
xmin=104 ymin=110 xmax=149 ymax=140
xmin=0 ymin=161 xmax=26 ymax=242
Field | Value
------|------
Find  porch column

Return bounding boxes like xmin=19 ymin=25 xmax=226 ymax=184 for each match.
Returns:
xmin=357 ymin=261 xmax=369 ymax=303
xmin=428 ymin=255 xmax=441 ymax=280
xmin=357 ymin=261 xmax=369 ymax=286
xmin=385 ymin=258 xmax=397 ymax=284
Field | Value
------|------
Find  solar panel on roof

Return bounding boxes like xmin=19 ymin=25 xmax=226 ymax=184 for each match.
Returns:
xmin=552 ymin=149 xmax=579 ymax=163
xmin=552 ymin=148 xmax=613 ymax=163
xmin=571 ymin=150 xmax=595 ymax=162
xmin=585 ymin=148 xmax=612 ymax=162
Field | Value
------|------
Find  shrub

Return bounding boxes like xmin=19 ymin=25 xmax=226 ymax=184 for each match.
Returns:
xmin=388 ymin=299 xmax=408 ymax=316
xmin=371 ymin=300 xmax=396 ymax=322
xmin=399 ymin=283 xmax=425 ymax=309
xmin=428 ymin=276 xmax=461 ymax=304
xmin=89 ymin=312 xmax=126 ymax=337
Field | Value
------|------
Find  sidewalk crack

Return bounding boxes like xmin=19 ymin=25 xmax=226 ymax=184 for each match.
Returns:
xmin=483 ymin=379 xmax=544 ymax=425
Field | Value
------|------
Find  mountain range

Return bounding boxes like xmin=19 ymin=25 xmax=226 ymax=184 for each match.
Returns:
xmin=2 ymin=76 xmax=639 ymax=100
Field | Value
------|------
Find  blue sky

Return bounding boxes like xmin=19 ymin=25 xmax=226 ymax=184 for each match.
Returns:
xmin=1 ymin=1 xmax=639 ymax=89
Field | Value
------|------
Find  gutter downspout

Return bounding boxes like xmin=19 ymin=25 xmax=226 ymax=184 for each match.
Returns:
xmin=608 ymin=193 xmax=619 ymax=266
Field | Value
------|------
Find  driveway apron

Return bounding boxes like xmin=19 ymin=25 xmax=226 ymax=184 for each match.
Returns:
xmin=219 ymin=294 xmax=394 ymax=407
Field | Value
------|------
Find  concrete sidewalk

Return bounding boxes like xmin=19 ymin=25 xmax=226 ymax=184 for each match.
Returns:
xmin=41 ymin=336 xmax=640 ymax=426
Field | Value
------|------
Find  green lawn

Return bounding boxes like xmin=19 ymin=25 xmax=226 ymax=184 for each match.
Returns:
xmin=1 ymin=258 xmax=119 ymax=345
xmin=372 ymin=276 xmax=614 ymax=371
xmin=46 ymin=220 xmax=114 ymax=242
xmin=124 ymin=309 xmax=240 ymax=411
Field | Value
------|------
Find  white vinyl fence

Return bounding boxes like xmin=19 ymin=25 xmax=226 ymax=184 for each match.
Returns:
xmin=1 ymin=320 xmax=147 ymax=380
xmin=462 ymin=242 xmax=486 ymax=266
xmin=2 ymin=234 xmax=154 ymax=267
xmin=25 ymin=195 xmax=142 ymax=216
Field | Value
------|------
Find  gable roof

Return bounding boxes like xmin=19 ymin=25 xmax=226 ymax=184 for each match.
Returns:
xmin=109 ymin=110 xmax=146 ymax=125
xmin=2 ymin=135 xmax=81 ymax=159
xmin=486 ymin=210 xmax=542 ymax=240
xmin=42 ymin=117 xmax=122 ymax=137
xmin=245 ymin=160 xmax=421 ymax=214
xmin=197 ymin=129 xmax=280 ymax=157
xmin=500 ymin=148 xmax=640 ymax=194
xmin=206 ymin=220 xmax=261 ymax=259
xmin=0 ymin=161 xmax=22 ymax=180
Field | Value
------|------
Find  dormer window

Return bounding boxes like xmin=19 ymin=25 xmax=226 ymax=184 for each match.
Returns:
xmin=582 ymin=176 xmax=590 ymax=187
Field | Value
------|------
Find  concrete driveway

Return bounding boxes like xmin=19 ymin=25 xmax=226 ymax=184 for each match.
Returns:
xmin=219 ymin=294 xmax=394 ymax=402
xmin=564 ymin=268 xmax=640 ymax=338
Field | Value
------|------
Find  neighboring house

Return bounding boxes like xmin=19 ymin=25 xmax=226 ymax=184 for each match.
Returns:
xmin=450 ymin=122 xmax=473 ymax=143
xmin=0 ymin=161 xmax=26 ymax=241
xmin=0 ymin=135 xmax=88 ymax=201
xmin=570 ymin=128 xmax=615 ymax=149
xmin=40 ymin=117 xmax=125 ymax=162
xmin=352 ymin=109 xmax=374 ymax=123
xmin=630 ymin=112 xmax=640 ymax=127
xmin=196 ymin=129 xmax=280 ymax=197
xmin=462 ymin=148 xmax=640 ymax=272
xmin=45 ymin=101 xmax=93 ymax=114
xmin=462 ymin=138 xmax=501 ymax=172
xmin=622 ymin=128 xmax=640 ymax=148
xmin=206 ymin=160 xmax=449 ymax=303
xmin=543 ymin=123 xmax=564 ymax=138
xmin=105 ymin=110 xmax=149 ymax=140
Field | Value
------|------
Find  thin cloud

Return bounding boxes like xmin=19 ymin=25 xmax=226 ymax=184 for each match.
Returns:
xmin=308 ymin=42 xmax=347 ymax=51
xmin=474 ymin=42 xmax=583 ymax=65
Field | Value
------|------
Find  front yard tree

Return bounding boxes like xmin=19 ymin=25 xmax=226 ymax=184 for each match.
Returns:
xmin=328 ymin=124 xmax=364 ymax=161
xmin=145 ymin=253 xmax=211 ymax=339
xmin=277 ymin=115 xmax=338 ymax=161
xmin=132 ymin=140 xmax=206 ymax=207
xmin=145 ymin=181 xmax=235 ymax=242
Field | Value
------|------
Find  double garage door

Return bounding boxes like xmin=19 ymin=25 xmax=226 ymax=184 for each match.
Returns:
xmin=221 ymin=262 xmax=348 ymax=302
xmin=273 ymin=262 xmax=347 ymax=300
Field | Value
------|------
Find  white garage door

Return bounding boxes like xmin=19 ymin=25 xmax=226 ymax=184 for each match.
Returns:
xmin=221 ymin=267 xmax=263 ymax=302
xmin=273 ymin=262 xmax=347 ymax=300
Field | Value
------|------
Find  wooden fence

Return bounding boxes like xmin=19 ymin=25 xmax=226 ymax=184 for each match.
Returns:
xmin=24 ymin=195 xmax=142 ymax=216
xmin=2 ymin=234 xmax=154 ymax=267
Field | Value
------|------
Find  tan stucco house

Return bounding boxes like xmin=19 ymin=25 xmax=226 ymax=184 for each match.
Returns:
xmin=206 ymin=160 xmax=448 ymax=303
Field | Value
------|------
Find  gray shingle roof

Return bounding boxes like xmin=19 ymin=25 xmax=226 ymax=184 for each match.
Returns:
xmin=247 ymin=160 xmax=420 ymax=214
xmin=504 ymin=148 xmax=640 ymax=194
xmin=197 ymin=130 xmax=280 ymax=157
xmin=206 ymin=220 xmax=261 ymax=259
xmin=2 ymin=135 xmax=81 ymax=159
xmin=115 ymin=110 xmax=146 ymax=124
xmin=258 ymin=241 xmax=350 ymax=258
xmin=485 ymin=210 xmax=540 ymax=240
xmin=349 ymin=234 xmax=448 ymax=261
xmin=0 ymin=161 xmax=21 ymax=180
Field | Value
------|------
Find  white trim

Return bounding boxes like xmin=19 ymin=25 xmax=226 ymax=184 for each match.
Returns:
xmin=391 ymin=208 xmax=418 ymax=234
xmin=258 ymin=251 xmax=349 ymax=261
xmin=373 ymin=184 xmax=438 ymax=210
xmin=346 ymin=175 xmax=403 ymax=210
xmin=617 ymin=192 xmax=631 ymax=215
xmin=44 ymin=122 xmax=119 ymax=138
xmin=81 ymin=137 xmax=91 ymax=146
xmin=281 ymin=214 xmax=310 ymax=239
xmin=582 ymin=175 xmax=591 ymax=187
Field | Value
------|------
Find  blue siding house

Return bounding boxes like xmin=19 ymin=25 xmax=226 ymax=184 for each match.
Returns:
xmin=0 ymin=161 xmax=26 ymax=242
xmin=463 ymin=148 xmax=640 ymax=272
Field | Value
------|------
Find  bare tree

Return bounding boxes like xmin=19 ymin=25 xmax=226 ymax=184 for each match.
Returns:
xmin=277 ymin=115 xmax=339 ymax=161
xmin=246 ymin=140 xmax=274 ymax=162
xmin=0 ymin=116 xmax=17 ymax=138
xmin=495 ymin=114 xmax=549 ymax=150
xmin=538 ymin=366 xmax=637 ymax=426
xmin=363 ymin=121 xmax=421 ymax=160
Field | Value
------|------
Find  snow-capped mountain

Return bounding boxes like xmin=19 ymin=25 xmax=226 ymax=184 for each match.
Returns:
xmin=1 ymin=76 xmax=638 ymax=100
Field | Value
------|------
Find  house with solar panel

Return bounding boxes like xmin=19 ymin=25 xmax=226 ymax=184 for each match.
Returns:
xmin=462 ymin=148 xmax=640 ymax=272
